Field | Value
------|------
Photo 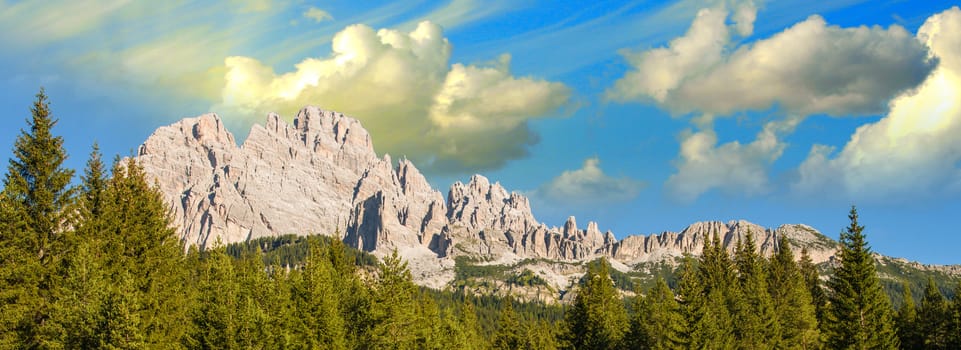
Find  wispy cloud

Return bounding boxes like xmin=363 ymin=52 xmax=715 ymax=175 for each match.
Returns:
xmin=303 ymin=7 xmax=333 ymax=23
xmin=398 ymin=0 xmax=519 ymax=31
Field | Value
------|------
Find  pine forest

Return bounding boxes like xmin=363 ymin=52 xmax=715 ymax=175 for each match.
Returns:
xmin=2 ymin=91 xmax=961 ymax=349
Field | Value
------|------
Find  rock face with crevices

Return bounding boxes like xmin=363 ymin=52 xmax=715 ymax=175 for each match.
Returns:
xmin=140 ymin=106 xmax=943 ymax=293
xmin=137 ymin=107 xmax=447 ymax=259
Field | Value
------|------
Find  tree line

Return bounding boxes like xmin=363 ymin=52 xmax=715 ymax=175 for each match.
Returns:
xmin=2 ymin=90 xmax=960 ymax=349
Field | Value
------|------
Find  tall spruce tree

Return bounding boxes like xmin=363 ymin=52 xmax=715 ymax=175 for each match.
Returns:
xmin=326 ymin=238 xmax=372 ymax=348
xmin=627 ymin=277 xmax=685 ymax=350
xmin=825 ymin=206 xmax=898 ymax=349
xmin=896 ymin=281 xmax=921 ymax=349
xmin=0 ymin=88 xmax=75 ymax=347
xmin=768 ymin=237 xmax=820 ymax=349
xmin=492 ymin=298 xmax=524 ymax=350
xmin=695 ymin=232 xmax=737 ymax=349
xmin=365 ymin=249 xmax=422 ymax=349
xmin=799 ymin=247 xmax=827 ymax=326
xmin=43 ymin=144 xmax=113 ymax=348
xmin=676 ymin=256 xmax=702 ymax=348
xmin=444 ymin=298 xmax=485 ymax=350
xmin=561 ymin=258 xmax=628 ymax=350
xmin=100 ymin=158 xmax=188 ymax=345
xmin=525 ymin=320 xmax=559 ymax=350
xmin=948 ymin=281 xmax=961 ymax=348
xmin=918 ymin=278 xmax=949 ymax=349
xmin=185 ymin=244 xmax=249 ymax=349
xmin=733 ymin=231 xmax=779 ymax=349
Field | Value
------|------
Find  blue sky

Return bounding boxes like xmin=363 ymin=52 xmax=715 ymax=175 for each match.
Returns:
xmin=2 ymin=0 xmax=961 ymax=264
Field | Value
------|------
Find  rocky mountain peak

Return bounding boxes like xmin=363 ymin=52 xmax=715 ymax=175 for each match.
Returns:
xmin=137 ymin=106 xmax=859 ymax=291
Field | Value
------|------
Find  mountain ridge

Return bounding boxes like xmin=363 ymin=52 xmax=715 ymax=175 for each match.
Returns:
xmin=135 ymin=106 xmax=960 ymax=294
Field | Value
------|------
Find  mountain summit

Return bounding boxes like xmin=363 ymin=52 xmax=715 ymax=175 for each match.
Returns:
xmin=135 ymin=107 xmax=954 ymax=294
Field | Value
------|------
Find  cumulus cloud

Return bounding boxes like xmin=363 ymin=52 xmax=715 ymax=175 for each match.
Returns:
xmin=667 ymin=117 xmax=799 ymax=202
xmin=607 ymin=6 xmax=935 ymax=119
xmin=793 ymin=7 xmax=961 ymax=200
xmin=534 ymin=157 xmax=645 ymax=204
xmin=217 ymin=21 xmax=570 ymax=173
xmin=303 ymin=7 xmax=332 ymax=23
xmin=607 ymin=2 xmax=938 ymax=202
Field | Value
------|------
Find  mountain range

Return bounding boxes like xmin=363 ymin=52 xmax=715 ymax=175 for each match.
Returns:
xmin=135 ymin=106 xmax=960 ymax=299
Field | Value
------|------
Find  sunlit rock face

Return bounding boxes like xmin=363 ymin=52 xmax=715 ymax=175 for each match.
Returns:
xmin=138 ymin=106 xmax=845 ymax=291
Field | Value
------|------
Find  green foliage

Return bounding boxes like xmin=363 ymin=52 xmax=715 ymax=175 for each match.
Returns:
xmin=561 ymin=258 xmax=628 ymax=350
xmin=3 ymin=92 xmax=960 ymax=350
xmin=733 ymin=231 xmax=780 ymax=349
xmin=949 ymin=282 xmax=961 ymax=348
xmin=799 ymin=247 xmax=828 ymax=326
xmin=896 ymin=281 xmax=922 ymax=349
xmin=627 ymin=277 xmax=684 ymax=350
xmin=686 ymin=233 xmax=737 ymax=349
xmin=492 ymin=299 xmax=524 ymax=350
xmin=825 ymin=206 xmax=898 ymax=349
xmin=0 ymin=88 xmax=76 ymax=347
xmin=768 ymin=237 xmax=820 ymax=349
xmin=917 ymin=277 xmax=951 ymax=349
xmin=225 ymin=233 xmax=378 ymax=268
xmin=875 ymin=256 xmax=960 ymax=308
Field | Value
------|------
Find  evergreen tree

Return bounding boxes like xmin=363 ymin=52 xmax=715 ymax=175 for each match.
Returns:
xmin=627 ymin=277 xmax=684 ymax=350
xmin=918 ymin=278 xmax=949 ymax=349
xmin=799 ymin=247 xmax=827 ymax=326
xmin=492 ymin=298 xmax=523 ymax=350
xmin=414 ymin=293 xmax=444 ymax=349
xmin=232 ymin=249 xmax=279 ymax=348
xmin=676 ymin=257 xmax=701 ymax=348
xmin=100 ymin=158 xmax=188 ymax=345
xmin=677 ymin=252 xmax=736 ymax=349
xmin=0 ymin=88 xmax=76 ymax=347
xmin=95 ymin=270 xmax=146 ymax=349
xmin=288 ymin=241 xmax=347 ymax=349
xmin=78 ymin=143 xmax=107 ymax=226
xmin=185 ymin=245 xmax=242 ymax=349
xmin=732 ymin=231 xmax=779 ymax=349
xmin=39 ymin=143 xmax=111 ymax=348
xmin=561 ymin=258 xmax=628 ymax=350
xmin=947 ymin=281 xmax=961 ymax=348
xmin=440 ymin=298 xmax=486 ymax=350
xmin=825 ymin=206 xmax=898 ymax=349
xmin=694 ymin=233 xmax=737 ymax=349
xmin=524 ymin=320 xmax=559 ymax=350
xmin=896 ymin=282 xmax=921 ymax=349
xmin=456 ymin=299 xmax=486 ymax=350
xmin=327 ymin=237 xmax=372 ymax=348
xmin=365 ymin=250 xmax=422 ymax=349
xmin=769 ymin=237 xmax=820 ymax=349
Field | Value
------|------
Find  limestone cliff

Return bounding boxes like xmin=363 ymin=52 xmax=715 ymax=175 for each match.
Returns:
xmin=137 ymin=106 xmax=947 ymax=294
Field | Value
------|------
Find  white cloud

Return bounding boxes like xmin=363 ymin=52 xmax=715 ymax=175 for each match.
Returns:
xmin=534 ymin=157 xmax=645 ymax=204
xmin=607 ymin=2 xmax=938 ymax=202
xmin=607 ymin=6 xmax=934 ymax=119
xmin=303 ymin=7 xmax=332 ymax=23
xmin=667 ymin=117 xmax=799 ymax=202
xmin=793 ymin=7 xmax=961 ymax=200
xmin=608 ymin=7 xmax=731 ymax=104
xmin=217 ymin=21 xmax=570 ymax=173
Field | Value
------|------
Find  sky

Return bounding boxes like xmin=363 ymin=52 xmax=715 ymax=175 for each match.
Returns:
xmin=2 ymin=0 xmax=961 ymax=264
